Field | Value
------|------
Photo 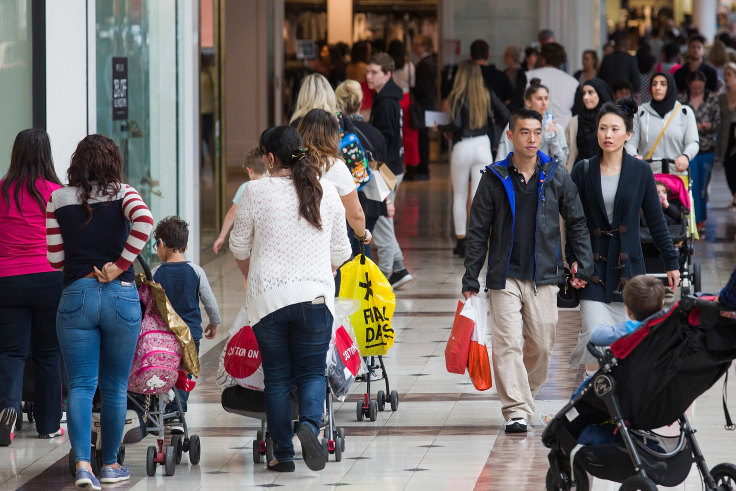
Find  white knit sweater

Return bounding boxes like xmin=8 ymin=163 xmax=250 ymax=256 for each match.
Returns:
xmin=229 ymin=176 xmax=351 ymax=326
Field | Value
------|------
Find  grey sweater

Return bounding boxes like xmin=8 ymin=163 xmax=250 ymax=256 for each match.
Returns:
xmin=625 ymin=102 xmax=700 ymax=169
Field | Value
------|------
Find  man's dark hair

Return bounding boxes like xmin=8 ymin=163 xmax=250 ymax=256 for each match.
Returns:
xmin=612 ymin=30 xmax=628 ymax=49
xmin=367 ymin=52 xmax=395 ymax=74
xmin=688 ymin=34 xmax=706 ymax=46
xmin=154 ymin=216 xmax=189 ymax=253
xmin=509 ymin=108 xmax=543 ymax=131
xmin=612 ymin=80 xmax=633 ymax=94
xmin=662 ymin=42 xmax=681 ymax=62
xmin=540 ymin=42 xmax=567 ymax=68
xmin=622 ymin=275 xmax=665 ymax=321
xmin=470 ymin=40 xmax=490 ymax=61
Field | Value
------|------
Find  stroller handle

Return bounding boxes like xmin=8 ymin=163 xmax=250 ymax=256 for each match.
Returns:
xmin=137 ymin=254 xmax=153 ymax=281
xmin=586 ymin=341 xmax=607 ymax=366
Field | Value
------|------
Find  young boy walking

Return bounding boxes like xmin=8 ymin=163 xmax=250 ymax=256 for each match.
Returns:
xmin=152 ymin=216 xmax=221 ymax=415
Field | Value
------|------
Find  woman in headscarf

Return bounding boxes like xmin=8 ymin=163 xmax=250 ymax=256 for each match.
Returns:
xmin=565 ymin=78 xmax=613 ymax=170
xmin=625 ymin=72 xmax=699 ymax=175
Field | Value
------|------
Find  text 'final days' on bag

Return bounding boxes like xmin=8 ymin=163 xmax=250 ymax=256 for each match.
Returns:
xmin=338 ymin=254 xmax=396 ymax=357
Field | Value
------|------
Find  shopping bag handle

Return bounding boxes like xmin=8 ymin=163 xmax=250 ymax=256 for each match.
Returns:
xmin=137 ymin=253 xmax=153 ymax=281
xmin=359 ymin=239 xmax=366 ymax=265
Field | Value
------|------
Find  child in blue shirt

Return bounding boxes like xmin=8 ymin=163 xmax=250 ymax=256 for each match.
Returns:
xmin=591 ymin=275 xmax=666 ymax=346
xmin=152 ymin=216 xmax=221 ymax=413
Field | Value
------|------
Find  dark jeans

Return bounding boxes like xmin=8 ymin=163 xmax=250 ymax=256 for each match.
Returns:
xmin=175 ymin=338 xmax=200 ymax=412
xmin=0 ymin=271 xmax=63 ymax=434
xmin=690 ymin=151 xmax=714 ymax=223
xmin=252 ymin=301 xmax=333 ymax=462
xmin=56 ymin=278 xmax=141 ymax=465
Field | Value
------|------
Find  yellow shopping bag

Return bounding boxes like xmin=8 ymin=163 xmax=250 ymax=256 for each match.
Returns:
xmin=338 ymin=254 xmax=396 ymax=356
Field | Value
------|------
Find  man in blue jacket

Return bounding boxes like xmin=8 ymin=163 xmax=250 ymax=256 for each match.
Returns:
xmin=462 ymin=108 xmax=593 ymax=433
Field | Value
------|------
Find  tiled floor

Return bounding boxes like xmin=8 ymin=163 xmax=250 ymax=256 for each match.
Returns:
xmin=3 ymin=161 xmax=736 ymax=490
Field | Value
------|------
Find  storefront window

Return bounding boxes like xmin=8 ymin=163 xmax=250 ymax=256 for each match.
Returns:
xmin=0 ymin=0 xmax=32 ymax=175
xmin=94 ymin=0 xmax=179 ymax=262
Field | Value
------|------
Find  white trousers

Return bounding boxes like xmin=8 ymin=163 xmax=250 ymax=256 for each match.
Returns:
xmin=451 ymin=135 xmax=492 ymax=237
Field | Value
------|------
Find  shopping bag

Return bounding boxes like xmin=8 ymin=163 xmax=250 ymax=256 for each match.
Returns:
xmin=216 ymin=306 xmax=264 ymax=391
xmin=338 ymin=255 xmax=396 ymax=356
xmin=326 ymin=325 xmax=367 ymax=401
xmin=445 ymin=299 xmax=474 ymax=374
xmin=467 ymin=297 xmax=492 ymax=391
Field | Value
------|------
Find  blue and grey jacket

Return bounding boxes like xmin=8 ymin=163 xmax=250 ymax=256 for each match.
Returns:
xmin=462 ymin=150 xmax=593 ymax=293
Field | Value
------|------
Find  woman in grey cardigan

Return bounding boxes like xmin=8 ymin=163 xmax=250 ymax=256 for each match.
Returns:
xmin=625 ymin=72 xmax=699 ymax=175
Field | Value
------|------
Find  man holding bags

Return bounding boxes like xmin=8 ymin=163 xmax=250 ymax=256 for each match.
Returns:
xmin=462 ymin=108 xmax=593 ymax=433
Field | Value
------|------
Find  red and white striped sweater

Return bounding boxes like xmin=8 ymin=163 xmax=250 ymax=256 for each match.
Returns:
xmin=46 ymin=184 xmax=153 ymax=286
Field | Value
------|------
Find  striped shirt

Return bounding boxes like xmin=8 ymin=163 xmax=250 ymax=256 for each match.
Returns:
xmin=46 ymin=183 xmax=154 ymax=286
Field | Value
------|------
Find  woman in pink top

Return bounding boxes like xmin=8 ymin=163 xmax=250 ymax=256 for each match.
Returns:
xmin=0 ymin=129 xmax=63 ymax=445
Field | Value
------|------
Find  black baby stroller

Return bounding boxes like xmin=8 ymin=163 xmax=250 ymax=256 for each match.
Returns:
xmin=221 ymin=383 xmax=346 ymax=463
xmin=543 ymin=295 xmax=736 ymax=490
xmin=641 ymin=159 xmax=701 ymax=296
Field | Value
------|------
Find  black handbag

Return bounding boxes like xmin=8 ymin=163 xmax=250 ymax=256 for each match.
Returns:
xmin=557 ymin=267 xmax=581 ymax=308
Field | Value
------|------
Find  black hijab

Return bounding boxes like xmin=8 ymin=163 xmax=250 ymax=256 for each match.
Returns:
xmin=576 ymin=78 xmax=613 ymax=160
xmin=649 ymin=72 xmax=678 ymax=119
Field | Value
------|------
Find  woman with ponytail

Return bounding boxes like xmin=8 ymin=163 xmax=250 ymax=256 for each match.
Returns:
xmin=567 ymin=98 xmax=679 ymax=376
xmin=229 ymin=125 xmax=351 ymax=473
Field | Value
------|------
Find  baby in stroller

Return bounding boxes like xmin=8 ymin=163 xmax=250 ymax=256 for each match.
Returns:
xmin=655 ymin=180 xmax=685 ymax=226
xmin=543 ymin=275 xmax=736 ymax=490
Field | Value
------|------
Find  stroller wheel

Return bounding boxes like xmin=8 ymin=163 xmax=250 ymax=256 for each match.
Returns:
xmin=171 ymin=435 xmax=182 ymax=464
xmin=164 ymin=445 xmax=176 ymax=476
xmin=188 ymin=434 xmax=201 ymax=465
xmin=376 ymin=390 xmax=386 ymax=411
xmin=692 ymin=261 xmax=702 ymax=294
xmin=117 ymin=445 xmax=125 ymax=465
xmin=710 ymin=463 xmax=736 ymax=489
xmin=338 ymin=428 xmax=346 ymax=452
xmin=25 ymin=402 xmax=34 ymax=423
xmin=15 ymin=417 xmax=22 ymax=432
xmin=252 ymin=440 xmax=262 ymax=464
xmin=368 ymin=400 xmax=377 ymax=422
xmin=619 ymin=475 xmax=656 ymax=491
xmin=321 ymin=438 xmax=329 ymax=461
xmin=356 ymin=401 xmax=364 ymax=421
xmin=67 ymin=449 xmax=76 ymax=477
xmin=389 ymin=390 xmax=399 ymax=411
xmin=146 ymin=445 xmax=157 ymax=476
xmin=334 ymin=437 xmax=342 ymax=462
xmin=256 ymin=430 xmax=263 ymax=443
xmin=91 ymin=448 xmax=102 ymax=476
xmin=546 ymin=464 xmax=589 ymax=491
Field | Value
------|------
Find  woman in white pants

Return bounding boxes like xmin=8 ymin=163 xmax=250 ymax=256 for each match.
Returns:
xmin=439 ymin=60 xmax=495 ymax=257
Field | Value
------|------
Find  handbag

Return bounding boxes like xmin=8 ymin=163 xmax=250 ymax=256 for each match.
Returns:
xmin=445 ymin=300 xmax=474 ymax=374
xmin=409 ymin=94 xmax=424 ymax=130
xmin=557 ymin=267 xmax=581 ymax=308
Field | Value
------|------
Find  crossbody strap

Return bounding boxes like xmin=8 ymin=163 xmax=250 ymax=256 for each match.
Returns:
xmin=646 ymin=103 xmax=682 ymax=160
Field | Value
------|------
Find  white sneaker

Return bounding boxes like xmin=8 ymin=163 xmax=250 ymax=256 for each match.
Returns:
xmin=505 ymin=417 xmax=527 ymax=433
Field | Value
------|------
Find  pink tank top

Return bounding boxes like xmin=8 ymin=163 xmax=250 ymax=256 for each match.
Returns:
xmin=0 ymin=178 xmax=62 ymax=277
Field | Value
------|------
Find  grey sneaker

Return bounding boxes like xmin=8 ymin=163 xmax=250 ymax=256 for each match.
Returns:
xmin=99 ymin=464 xmax=130 ymax=483
xmin=389 ymin=269 xmax=414 ymax=289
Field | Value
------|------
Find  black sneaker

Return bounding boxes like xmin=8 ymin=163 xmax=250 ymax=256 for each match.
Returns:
xmin=0 ymin=407 xmax=17 ymax=446
xmin=505 ymin=417 xmax=527 ymax=433
xmin=296 ymin=423 xmax=325 ymax=471
xmin=389 ymin=269 xmax=414 ymax=290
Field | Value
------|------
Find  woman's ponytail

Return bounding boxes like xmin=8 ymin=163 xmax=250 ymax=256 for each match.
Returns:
xmin=259 ymin=126 xmax=325 ymax=230
xmin=290 ymin=147 xmax=323 ymax=230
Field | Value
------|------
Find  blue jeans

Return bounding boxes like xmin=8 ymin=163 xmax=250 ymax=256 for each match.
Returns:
xmin=56 ymin=278 xmax=141 ymax=465
xmin=252 ymin=301 xmax=332 ymax=463
xmin=690 ymin=151 xmax=715 ymax=223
